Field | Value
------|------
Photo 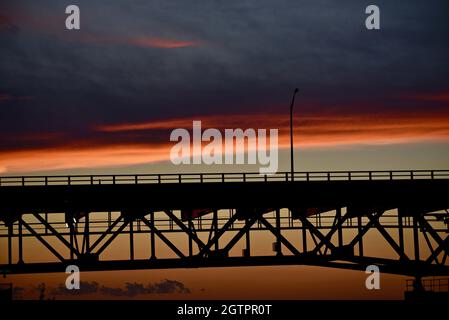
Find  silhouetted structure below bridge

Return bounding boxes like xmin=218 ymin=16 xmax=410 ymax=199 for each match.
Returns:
xmin=0 ymin=170 xmax=448 ymax=298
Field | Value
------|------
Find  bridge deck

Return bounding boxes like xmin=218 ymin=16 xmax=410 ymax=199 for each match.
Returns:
xmin=0 ymin=171 xmax=448 ymax=276
xmin=0 ymin=171 xmax=448 ymax=218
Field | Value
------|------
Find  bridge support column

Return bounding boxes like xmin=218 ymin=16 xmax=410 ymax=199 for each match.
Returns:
xmin=413 ymin=216 xmax=420 ymax=261
xmin=398 ymin=214 xmax=405 ymax=256
xmin=245 ymin=219 xmax=251 ymax=257
xmin=18 ymin=217 xmax=23 ymax=264
xmin=337 ymin=207 xmax=343 ymax=247
xmin=301 ymin=214 xmax=307 ymax=253
xmin=7 ymin=223 xmax=12 ymax=265
xmin=84 ymin=213 xmax=90 ymax=253
xmin=357 ymin=216 xmax=364 ymax=256
xmin=150 ymin=211 xmax=156 ymax=259
xmin=130 ymin=220 xmax=134 ymax=261
xmin=69 ymin=223 xmax=74 ymax=260
xmin=188 ymin=220 xmax=193 ymax=257
xmin=276 ymin=209 xmax=282 ymax=256
xmin=213 ymin=210 xmax=219 ymax=250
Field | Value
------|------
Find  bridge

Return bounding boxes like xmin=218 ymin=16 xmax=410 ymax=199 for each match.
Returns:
xmin=0 ymin=170 xmax=448 ymax=284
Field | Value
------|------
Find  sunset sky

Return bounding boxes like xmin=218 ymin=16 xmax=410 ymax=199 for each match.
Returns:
xmin=1 ymin=0 xmax=449 ymax=300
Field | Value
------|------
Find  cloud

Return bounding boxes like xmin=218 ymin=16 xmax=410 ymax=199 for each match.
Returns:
xmin=127 ymin=37 xmax=202 ymax=49
xmin=0 ymin=144 xmax=170 ymax=173
xmin=95 ymin=111 xmax=449 ymax=147
xmin=147 ymin=279 xmax=191 ymax=294
xmin=51 ymin=281 xmax=99 ymax=296
xmin=1 ymin=110 xmax=449 ymax=174
xmin=0 ymin=13 xmax=20 ymax=33
xmin=49 ymin=280 xmax=190 ymax=297
xmin=0 ymin=93 xmax=33 ymax=102
xmin=0 ymin=1 xmax=448 ymax=175
xmin=412 ymin=92 xmax=449 ymax=102
xmin=102 ymin=280 xmax=191 ymax=295
xmin=65 ymin=34 xmax=202 ymax=49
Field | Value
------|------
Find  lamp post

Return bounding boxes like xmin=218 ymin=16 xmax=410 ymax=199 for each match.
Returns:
xmin=290 ymin=88 xmax=299 ymax=181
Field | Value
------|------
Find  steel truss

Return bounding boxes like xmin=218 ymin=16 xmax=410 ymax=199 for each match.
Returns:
xmin=1 ymin=208 xmax=448 ymax=277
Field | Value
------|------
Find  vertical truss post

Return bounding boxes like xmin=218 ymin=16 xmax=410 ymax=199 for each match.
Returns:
xmin=336 ymin=207 xmax=343 ymax=247
xmin=44 ymin=213 xmax=48 ymax=234
xmin=188 ymin=220 xmax=193 ymax=257
xmin=84 ymin=213 xmax=90 ymax=252
xmin=276 ymin=209 xmax=282 ymax=256
xmin=245 ymin=218 xmax=251 ymax=257
xmin=214 ymin=210 xmax=219 ymax=250
xmin=69 ymin=223 xmax=74 ymax=260
xmin=302 ymin=217 xmax=307 ymax=253
xmin=18 ymin=217 xmax=23 ymax=264
xmin=7 ymin=223 xmax=12 ymax=265
xmin=130 ymin=220 xmax=134 ymax=260
xmin=357 ymin=216 xmax=364 ymax=256
xmin=150 ymin=211 xmax=156 ymax=259
xmin=413 ymin=216 xmax=420 ymax=261
xmin=398 ymin=214 xmax=405 ymax=255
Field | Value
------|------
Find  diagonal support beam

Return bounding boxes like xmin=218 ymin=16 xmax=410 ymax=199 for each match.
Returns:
xmin=89 ymin=215 xmax=123 ymax=253
xmin=298 ymin=216 xmax=336 ymax=253
xmin=419 ymin=217 xmax=449 ymax=263
xmin=95 ymin=220 xmax=129 ymax=256
xmin=22 ymin=220 xmax=65 ymax=262
xmin=32 ymin=213 xmax=80 ymax=257
xmin=207 ymin=210 xmax=218 ymax=245
xmin=259 ymin=217 xmax=300 ymax=255
xmin=141 ymin=217 xmax=185 ymax=259
xmin=421 ymin=226 xmax=439 ymax=264
xmin=164 ymin=210 xmax=208 ymax=253
xmin=366 ymin=212 xmax=409 ymax=261
xmin=70 ymin=223 xmax=80 ymax=254
xmin=222 ymin=218 xmax=257 ymax=253
xmin=349 ymin=215 xmax=379 ymax=249
xmin=198 ymin=212 xmax=240 ymax=257
xmin=310 ymin=231 xmax=321 ymax=254
xmin=426 ymin=236 xmax=449 ymax=264
xmin=313 ymin=211 xmax=349 ymax=255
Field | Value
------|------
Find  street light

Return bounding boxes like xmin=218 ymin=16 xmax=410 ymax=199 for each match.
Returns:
xmin=290 ymin=88 xmax=299 ymax=181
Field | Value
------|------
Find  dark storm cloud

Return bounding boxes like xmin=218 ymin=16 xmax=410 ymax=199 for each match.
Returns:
xmin=0 ymin=0 xmax=448 ymax=151
xmin=0 ymin=13 xmax=20 ymax=33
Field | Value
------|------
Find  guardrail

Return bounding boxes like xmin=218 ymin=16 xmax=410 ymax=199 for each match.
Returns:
xmin=406 ymin=278 xmax=449 ymax=292
xmin=0 ymin=170 xmax=448 ymax=187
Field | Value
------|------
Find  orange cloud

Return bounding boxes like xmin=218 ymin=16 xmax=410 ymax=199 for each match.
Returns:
xmin=1 ymin=111 xmax=449 ymax=174
xmin=421 ymin=93 xmax=449 ymax=102
xmin=127 ymin=37 xmax=201 ymax=49
xmin=0 ymin=145 xmax=170 ymax=174
xmin=406 ymin=92 xmax=449 ymax=102
xmin=97 ymin=118 xmax=196 ymax=132
xmin=96 ymin=111 xmax=449 ymax=147
xmin=63 ymin=34 xmax=201 ymax=49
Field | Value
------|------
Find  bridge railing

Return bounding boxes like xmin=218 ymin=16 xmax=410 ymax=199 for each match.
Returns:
xmin=0 ymin=170 xmax=448 ymax=187
xmin=406 ymin=278 xmax=449 ymax=292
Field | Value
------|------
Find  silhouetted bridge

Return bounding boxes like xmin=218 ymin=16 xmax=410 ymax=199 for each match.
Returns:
xmin=0 ymin=170 xmax=448 ymax=279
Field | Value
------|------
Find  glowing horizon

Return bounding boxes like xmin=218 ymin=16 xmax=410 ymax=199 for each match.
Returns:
xmin=1 ymin=110 xmax=449 ymax=174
